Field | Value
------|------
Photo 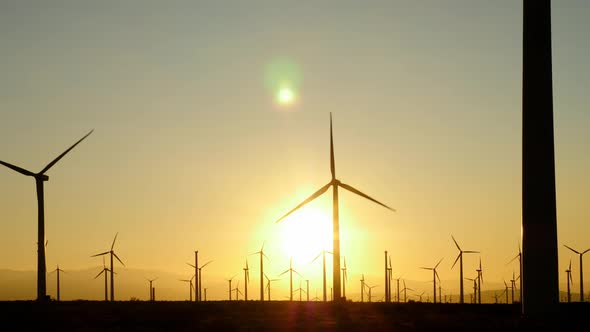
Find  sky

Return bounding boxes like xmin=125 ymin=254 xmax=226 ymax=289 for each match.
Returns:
xmin=0 ymin=1 xmax=589 ymax=301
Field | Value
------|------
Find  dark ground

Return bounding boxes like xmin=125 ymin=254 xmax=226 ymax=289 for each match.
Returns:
xmin=1 ymin=301 xmax=588 ymax=332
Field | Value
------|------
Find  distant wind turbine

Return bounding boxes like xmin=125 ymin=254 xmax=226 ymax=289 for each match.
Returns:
xmin=341 ymin=257 xmax=348 ymax=300
xmin=146 ymin=277 xmax=158 ymax=301
xmin=91 ymin=233 xmax=125 ymax=301
xmin=384 ymin=251 xmax=389 ymax=303
xmin=563 ymin=244 xmax=590 ymax=302
xmin=451 ymin=235 xmax=479 ymax=304
xmin=401 ymin=279 xmax=413 ymax=303
xmin=360 ymin=274 xmax=365 ymax=302
xmin=49 ymin=264 xmax=65 ymax=301
xmin=311 ymin=249 xmax=332 ymax=302
xmin=510 ymin=271 xmax=520 ymax=304
xmin=94 ymin=257 xmax=111 ymax=301
xmin=243 ymin=260 xmax=250 ymax=301
xmin=250 ymin=242 xmax=268 ymax=301
xmin=0 ymin=129 xmax=93 ymax=301
xmin=264 ymin=273 xmax=280 ymax=301
xmin=420 ymin=257 xmax=443 ymax=304
xmin=366 ymin=284 xmax=378 ymax=303
xmin=179 ymin=275 xmax=195 ymax=301
xmin=227 ymin=274 xmax=237 ymax=301
xmin=465 ymin=276 xmax=477 ymax=304
xmin=476 ymin=258 xmax=483 ymax=304
xmin=507 ymin=242 xmax=522 ymax=304
xmin=279 ymin=257 xmax=302 ymax=301
xmin=275 ymin=113 xmax=396 ymax=302
xmin=188 ymin=259 xmax=213 ymax=302
xmin=565 ymin=260 xmax=573 ymax=303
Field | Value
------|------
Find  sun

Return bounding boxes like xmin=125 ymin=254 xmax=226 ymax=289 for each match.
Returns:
xmin=277 ymin=87 xmax=295 ymax=105
xmin=279 ymin=207 xmax=332 ymax=264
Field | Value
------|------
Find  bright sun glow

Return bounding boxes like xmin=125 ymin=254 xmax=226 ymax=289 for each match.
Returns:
xmin=279 ymin=207 xmax=332 ymax=264
xmin=277 ymin=87 xmax=295 ymax=105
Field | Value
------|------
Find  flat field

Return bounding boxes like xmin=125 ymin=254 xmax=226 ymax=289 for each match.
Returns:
xmin=1 ymin=301 xmax=587 ymax=331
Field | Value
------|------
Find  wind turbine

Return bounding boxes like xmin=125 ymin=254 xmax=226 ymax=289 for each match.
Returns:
xmin=233 ymin=280 xmax=243 ymax=301
xmin=415 ymin=291 xmax=425 ymax=302
xmin=243 ymin=260 xmax=250 ymax=301
xmin=393 ymin=275 xmax=402 ymax=303
xmin=402 ymin=280 xmax=413 ymax=303
xmin=93 ymin=257 xmax=111 ymax=301
xmin=227 ymin=274 xmax=237 ymax=301
xmin=250 ymin=242 xmax=268 ymax=301
xmin=465 ymin=277 xmax=477 ymax=304
xmin=293 ymin=280 xmax=306 ymax=301
xmin=503 ymin=280 xmax=511 ymax=304
xmin=384 ymin=251 xmax=389 ymax=302
xmin=387 ymin=255 xmax=393 ymax=303
xmin=179 ymin=275 xmax=195 ymax=301
xmin=563 ymin=244 xmax=590 ymax=302
xmin=0 ymin=129 xmax=93 ymax=301
xmin=366 ymin=284 xmax=378 ymax=302
xmin=49 ymin=264 xmax=65 ymax=301
xmin=274 ymin=113 xmax=396 ymax=302
xmin=311 ymin=249 xmax=332 ymax=302
xmin=306 ymin=279 xmax=310 ymax=302
xmin=507 ymin=243 xmax=523 ymax=304
xmin=476 ymin=258 xmax=483 ymax=304
xmin=264 ymin=273 xmax=280 ymax=301
xmin=420 ymin=257 xmax=443 ymax=304
xmin=565 ymin=260 xmax=573 ymax=303
xmin=91 ymin=233 xmax=125 ymax=301
xmin=146 ymin=277 xmax=158 ymax=301
xmin=341 ymin=257 xmax=348 ymax=300
xmin=451 ymin=235 xmax=479 ymax=304
xmin=279 ymin=257 xmax=302 ymax=301
xmin=510 ymin=271 xmax=520 ymax=304
xmin=360 ymin=274 xmax=366 ymax=302
xmin=187 ymin=259 xmax=213 ymax=301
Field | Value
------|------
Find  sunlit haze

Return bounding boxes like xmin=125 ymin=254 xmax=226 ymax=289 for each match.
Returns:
xmin=0 ymin=1 xmax=589 ymax=302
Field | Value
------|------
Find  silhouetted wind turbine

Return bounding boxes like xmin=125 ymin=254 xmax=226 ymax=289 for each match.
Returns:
xmin=179 ymin=275 xmax=195 ymax=301
xmin=311 ymin=249 xmax=332 ymax=302
xmin=465 ymin=277 xmax=477 ymax=304
xmin=503 ymin=280 xmax=511 ymax=304
xmin=146 ymin=277 xmax=158 ymax=301
xmin=250 ymin=242 xmax=268 ymax=301
xmin=565 ymin=260 xmax=573 ymax=303
xmin=341 ymin=257 xmax=348 ymax=300
xmin=94 ymin=257 xmax=111 ymax=301
xmin=91 ymin=233 xmax=125 ymax=301
xmin=227 ymin=274 xmax=237 ymax=301
xmin=188 ymin=259 xmax=213 ymax=302
xmin=563 ymin=244 xmax=590 ymax=302
xmin=510 ymin=271 xmax=520 ymax=304
xmin=0 ymin=129 xmax=93 ymax=301
xmin=367 ymin=284 xmax=377 ymax=302
xmin=476 ymin=258 xmax=483 ymax=304
xmin=393 ymin=275 xmax=402 ymax=303
xmin=507 ymin=243 xmax=522 ymax=303
xmin=420 ymin=257 xmax=443 ymax=304
xmin=279 ymin=257 xmax=302 ymax=301
xmin=243 ymin=260 xmax=250 ymax=301
xmin=386 ymin=255 xmax=393 ymax=303
xmin=360 ymin=274 xmax=365 ymax=302
xmin=49 ymin=264 xmax=65 ymax=301
xmin=306 ymin=279 xmax=310 ymax=302
xmin=275 ymin=113 xmax=396 ymax=302
xmin=233 ymin=280 xmax=242 ymax=301
xmin=402 ymin=279 xmax=413 ymax=303
xmin=264 ymin=273 xmax=280 ymax=301
xmin=451 ymin=235 xmax=479 ymax=304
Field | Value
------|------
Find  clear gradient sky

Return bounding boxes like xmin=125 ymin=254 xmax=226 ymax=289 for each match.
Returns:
xmin=1 ymin=1 xmax=589 ymax=301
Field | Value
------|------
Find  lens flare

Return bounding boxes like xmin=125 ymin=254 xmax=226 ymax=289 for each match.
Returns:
xmin=277 ymin=87 xmax=295 ymax=105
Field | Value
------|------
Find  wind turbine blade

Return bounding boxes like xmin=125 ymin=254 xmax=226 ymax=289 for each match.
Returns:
xmin=451 ymin=253 xmax=461 ymax=269
xmin=451 ymin=235 xmax=461 ymax=251
xmin=110 ymin=232 xmax=118 ymax=251
xmin=276 ymin=182 xmax=332 ymax=223
xmin=187 ymin=262 xmax=196 ymax=268
xmin=91 ymin=251 xmax=110 ymax=257
xmin=583 ymin=248 xmax=590 ymax=255
xmin=388 ymin=256 xmax=391 ymax=269
xmin=330 ymin=112 xmax=335 ymax=180
xmin=201 ymin=260 xmax=213 ymax=269
xmin=507 ymin=254 xmax=519 ymax=265
xmin=39 ymin=129 xmax=94 ymax=174
xmin=0 ymin=160 xmax=35 ymax=176
xmin=113 ymin=252 xmax=125 ymax=267
xmin=563 ymin=244 xmax=580 ymax=255
xmin=419 ymin=267 xmax=432 ymax=270
xmin=463 ymin=251 xmax=479 ymax=254
xmin=94 ymin=270 xmax=105 ymax=279
xmin=338 ymin=182 xmax=395 ymax=212
xmin=293 ymin=269 xmax=303 ymax=278
xmin=310 ymin=252 xmax=322 ymax=264
xmin=435 ymin=257 xmax=444 ymax=269
xmin=279 ymin=270 xmax=289 ymax=276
